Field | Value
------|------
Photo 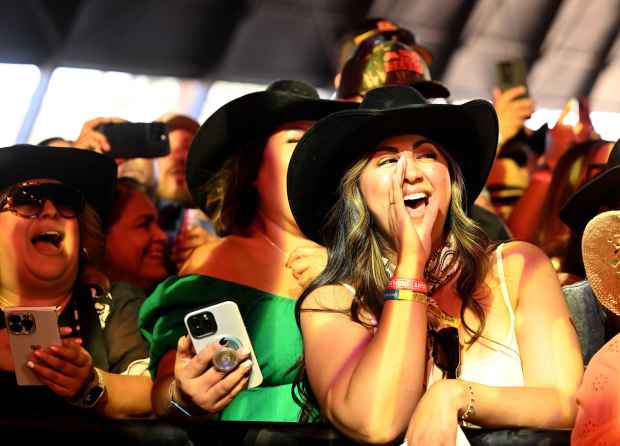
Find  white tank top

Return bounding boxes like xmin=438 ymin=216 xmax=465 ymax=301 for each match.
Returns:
xmin=428 ymin=243 xmax=525 ymax=388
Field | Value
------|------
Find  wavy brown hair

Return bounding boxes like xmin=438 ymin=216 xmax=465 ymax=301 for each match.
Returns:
xmin=197 ymin=138 xmax=266 ymax=236
xmin=292 ymin=147 xmax=493 ymax=421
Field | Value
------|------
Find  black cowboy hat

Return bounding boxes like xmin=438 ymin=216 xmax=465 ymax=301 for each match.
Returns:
xmin=560 ymin=139 xmax=620 ymax=233
xmin=0 ymin=145 xmax=117 ymax=225
xmin=337 ymin=33 xmax=450 ymax=100
xmin=186 ymin=80 xmax=356 ymax=211
xmin=288 ymin=85 xmax=498 ymax=243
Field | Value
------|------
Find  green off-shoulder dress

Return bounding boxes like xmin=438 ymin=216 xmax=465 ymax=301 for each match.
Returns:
xmin=139 ymin=274 xmax=302 ymax=422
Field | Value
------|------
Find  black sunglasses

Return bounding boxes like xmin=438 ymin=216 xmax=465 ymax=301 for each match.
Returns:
xmin=0 ymin=183 xmax=85 ymax=219
xmin=428 ymin=326 xmax=461 ymax=379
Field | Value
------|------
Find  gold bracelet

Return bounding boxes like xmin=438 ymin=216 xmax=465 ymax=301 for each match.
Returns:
xmin=459 ymin=382 xmax=475 ymax=424
xmin=168 ymin=378 xmax=192 ymax=417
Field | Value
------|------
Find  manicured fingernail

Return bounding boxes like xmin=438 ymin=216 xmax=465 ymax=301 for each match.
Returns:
xmin=33 ymin=350 xmax=43 ymax=357
xmin=50 ymin=345 xmax=60 ymax=352
xmin=26 ymin=361 xmax=35 ymax=369
xmin=241 ymin=359 xmax=252 ymax=369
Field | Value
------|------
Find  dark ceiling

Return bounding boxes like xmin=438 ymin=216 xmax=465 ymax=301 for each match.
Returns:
xmin=2 ymin=0 xmax=620 ymax=110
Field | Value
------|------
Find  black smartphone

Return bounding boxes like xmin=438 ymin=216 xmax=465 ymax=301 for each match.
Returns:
xmin=495 ymin=59 xmax=529 ymax=98
xmin=97 ymin=122 xmax=170 ymax=158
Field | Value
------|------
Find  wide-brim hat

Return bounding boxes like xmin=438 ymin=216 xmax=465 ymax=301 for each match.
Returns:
xmin=560 ymin=139 xmax=620 ymax=233
xmin=337 ymin=33 xmax=450 ymax=100
xmin=582 ymin=210 xmax=620 ymax=316
xmin=187 ymin=80 xmax=356 ymax=211
xmin=288 ymin=85 xmax=498 ymax=243
xmin=0 ymin=145 xmax=117 ymax=225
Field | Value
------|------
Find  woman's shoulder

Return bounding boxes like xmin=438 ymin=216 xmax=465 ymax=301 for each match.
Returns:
xmin=493 ymin=240 xmax=552 ymax=270
xmin=301 ymin=284 xmax=355 ymax=312
xmin=180 ymin=235 xmax=245 ymax=275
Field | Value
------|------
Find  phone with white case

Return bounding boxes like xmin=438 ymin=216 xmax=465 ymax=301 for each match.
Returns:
xmin=4 ymin=306 xmax=62 ymax=385
xmin=184 ymin=301 xmax=263 ymax=388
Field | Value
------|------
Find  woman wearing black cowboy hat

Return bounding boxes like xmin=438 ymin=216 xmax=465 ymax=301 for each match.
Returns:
xmin=0 ymin=145 xmax=152 ymax=418
xmin=139 ymin=80 xmax=355 ymax=422
xmin=288 ymin=86 xmax=582 ymax=444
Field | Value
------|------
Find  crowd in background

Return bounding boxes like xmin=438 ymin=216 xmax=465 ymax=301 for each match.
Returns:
xmin=1 ymin=17 xmax=619 ymax=446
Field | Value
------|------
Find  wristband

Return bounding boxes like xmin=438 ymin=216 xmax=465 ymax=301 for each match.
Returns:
xmin=384 ymin=289 xmax=428 ymax=304
xmin=386 ymin=278 xmax=428 ymax=294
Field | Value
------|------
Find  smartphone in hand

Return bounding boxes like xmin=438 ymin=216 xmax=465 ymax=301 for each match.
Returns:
xmin=496 ymin=59 xmax=529 ymax=98
xmin=97 ymin=122 xmax=171 ymax=158
xmin=4 ymin=306 xmax=61 ymax=385
xmin=184 ymin=301 xmax=263 ymax=388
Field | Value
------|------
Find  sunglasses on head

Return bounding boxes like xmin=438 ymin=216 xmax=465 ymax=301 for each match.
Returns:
xmin=428 ymin=326 xmax=461 ymax=379
xmin=0 ymin=183 xmax=85 ymax=219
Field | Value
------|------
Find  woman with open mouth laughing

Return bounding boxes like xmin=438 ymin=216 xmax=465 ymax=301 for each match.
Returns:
xmin=287 ymin=85 xmax=583 ymax=445
xmin=0 ymin=145 xmax=152 ymax=418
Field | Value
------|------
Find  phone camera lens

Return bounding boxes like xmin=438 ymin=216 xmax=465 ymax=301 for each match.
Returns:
xmin=21 ymin=315 xmax=35 ymax=333
xmin=188 ymin=311 xmax=217 ymax=338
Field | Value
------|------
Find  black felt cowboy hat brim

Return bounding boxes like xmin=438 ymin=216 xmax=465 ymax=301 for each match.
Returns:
xmin=0 ymin=145 xmax=117 ymax=225
xmin=560 ymin=164 xmax=620 ymax=233
xmin=287 ymin=100 xmax=498 ymax=243
xmin=187 ymin=90 xmax=354 ymax=211
xmin=410 ymin=80 xmax=451 ymax=99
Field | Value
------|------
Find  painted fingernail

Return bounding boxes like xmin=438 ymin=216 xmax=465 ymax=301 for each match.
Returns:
xmin=50 ymin=345 xmax=60 ymax=352
xmin=219 ymin=337 xmax=228 ymax=346
xmin=26 ymin=361 xmax=35 ymax=369
xmin=33 ymin=350 xmax=43 ymax=357
xmin=241 ymin=359 xmax=252 ymax=369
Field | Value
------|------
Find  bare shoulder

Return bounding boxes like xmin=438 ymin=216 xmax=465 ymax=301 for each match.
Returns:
xmin=179 ymin=236 xmax=241 ymax=275
xmin=301 ymin=284 xmax=355 ymax=313
xmin=496 ymin=240 xmax=552 ymax=272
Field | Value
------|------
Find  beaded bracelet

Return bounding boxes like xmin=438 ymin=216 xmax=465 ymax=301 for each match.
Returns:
xmin=459 ymin=383 xmax=475 ymax=425
xmin=386 ymin=278 xmax=428 ymax=294
xmin=383 ymin=289 xmax=428 ymax=304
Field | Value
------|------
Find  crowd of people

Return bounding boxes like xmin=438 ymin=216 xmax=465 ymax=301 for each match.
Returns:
xmin=1 ymin=17 xmax=619 ymax=446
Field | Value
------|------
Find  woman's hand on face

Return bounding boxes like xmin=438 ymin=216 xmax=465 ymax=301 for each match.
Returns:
xmin=173 ymin=335 xmax=252 ymax=414
xmin=389 ymin=155 xmax=437 ymax=275
xmin=286 ymin=245 xmax=328 ymax=288
xmin=27 ymin=326 xmax=94 ymax=398
xmin=405 ymin=380 xmax=463 ymax=446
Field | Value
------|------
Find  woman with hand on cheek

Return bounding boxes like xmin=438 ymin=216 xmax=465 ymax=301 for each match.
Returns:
xmin=288 ymin=86 xmax=583 ymax=444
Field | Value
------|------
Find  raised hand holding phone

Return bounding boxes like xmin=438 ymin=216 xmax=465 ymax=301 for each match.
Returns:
xmin=493 ymin=60 xmax=535 ymax=147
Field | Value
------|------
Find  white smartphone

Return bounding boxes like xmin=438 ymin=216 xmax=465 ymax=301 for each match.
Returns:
xmin=184 ymin=301 xmax=263 ymax=388
xmin=4 ymin=306 xmax=62 ymax=385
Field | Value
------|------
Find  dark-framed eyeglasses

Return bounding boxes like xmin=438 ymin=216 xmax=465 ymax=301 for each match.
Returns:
xmin=428 ymin=326 xmax=461 ymax=379
xmin=0 ymin=183 xmax=85 ymax=219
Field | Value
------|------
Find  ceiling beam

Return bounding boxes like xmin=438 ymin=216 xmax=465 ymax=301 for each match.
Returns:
xmin=432 ymin=0 xmax=480 ymax=80
xmin=576 ymin=11 xmax=620 ymax=98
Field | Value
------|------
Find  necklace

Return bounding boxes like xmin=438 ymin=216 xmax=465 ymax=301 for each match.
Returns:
xmin=253 ymin=225 xmax=289 ymax=258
